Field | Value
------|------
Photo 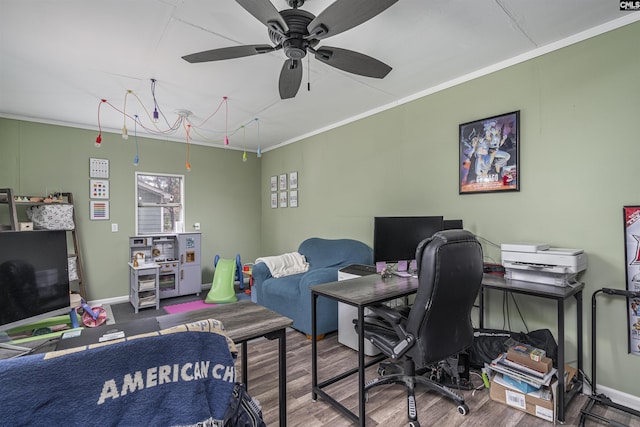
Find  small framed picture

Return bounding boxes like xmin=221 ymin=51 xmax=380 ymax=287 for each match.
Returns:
xmin=289 ymin=190 xmax=298 ymax=208
xmin=459 ymin=110 xmax=520 ymax=194
xmin=90 ymin=200 xmax=109 ymax=220
xmin=279 ymin=191 xmax=288 ymax=208
xmin=289 ymin=171 xmax=298 ymax=189
xmin=279 ymin=174 xmax=287 ymax=191
xmin=270 ymin=176 xmax=278 ymax=192
xmin=271 ymin=192 xmax=278 ymax=209
xmin=90 ymin=179 xmax=109 ymax=199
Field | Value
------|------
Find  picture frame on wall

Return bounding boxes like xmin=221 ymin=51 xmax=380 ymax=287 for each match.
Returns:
xmin=459 ymin=110 xmax=520 ymax=194
xmin=90 ymin=200 xmax=109 ymax=220
xmin=279 ymin=191 xmax=288 ymax=208
xmin=290 ymin=190 xmax=298 ymax=208
xmin=270 ymin=176 xmax=278 ymax=192
xmin=289 ymin=171 xmax=298 ymax=189
xmin=279 ymin=174 xmax=287 ymax=191
xmin=271 ymin=192 xmax=278 ymax=209
xmin=621 ymin=206 xmax=640 ymax=356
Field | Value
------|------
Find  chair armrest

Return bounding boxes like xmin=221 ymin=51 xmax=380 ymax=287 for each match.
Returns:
xmin=251 ymin=262 xmax=272 ymax=283
xmin=251 ymin=262 xmax=272 ymax=303
xmin=367 ymin=304 xmax=403 ymax=324
xmin=366 ymin=304 xmax=414 ymax=359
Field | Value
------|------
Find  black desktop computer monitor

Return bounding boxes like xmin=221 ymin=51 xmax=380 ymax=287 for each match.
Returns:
xmin=443 ymin=219 xmax=463 ymax=230
xmin=373 ymin=216 xmax=444 ymax=264
xmin=0 ymin=230 xmax=71 ymax=334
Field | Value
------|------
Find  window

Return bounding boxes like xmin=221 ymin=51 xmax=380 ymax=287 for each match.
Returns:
xmin=135 ymin=172 xmax=184 ymax=234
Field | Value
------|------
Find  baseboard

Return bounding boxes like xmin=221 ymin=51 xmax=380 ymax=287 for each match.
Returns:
xmin=88 ymin=295 xmax=129 ymax=306
xmin=582 ymin=383 xmax=640 ymax=410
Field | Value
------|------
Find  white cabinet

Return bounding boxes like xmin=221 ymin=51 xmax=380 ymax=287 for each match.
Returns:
xmin=129 ymin=262 xmax=160 ymax=313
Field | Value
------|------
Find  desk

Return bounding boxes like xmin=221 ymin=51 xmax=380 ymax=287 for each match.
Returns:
xmin=479 ymin=275 xmax=584 ymax=423
xmin=157 ymin=300 xmax=292 ymax=427
xmin=311 ymin=274 xmax=419 ymax=426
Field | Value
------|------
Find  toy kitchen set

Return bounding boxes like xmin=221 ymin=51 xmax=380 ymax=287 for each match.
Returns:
xmin=129 ymin=233 xmax=202 ymax=299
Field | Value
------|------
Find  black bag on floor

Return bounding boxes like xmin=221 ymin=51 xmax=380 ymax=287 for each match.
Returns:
xmin=223 ymin=383 xmax=266 ymax=427
xmin=468 ymin=328 xmax=558 ymax=369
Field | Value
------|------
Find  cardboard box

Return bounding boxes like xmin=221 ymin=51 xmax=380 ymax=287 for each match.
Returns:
xmin=490 ymin=373 xmax=556 ymax=423
xmin=507 ymin=346 xmax=553 ymax=374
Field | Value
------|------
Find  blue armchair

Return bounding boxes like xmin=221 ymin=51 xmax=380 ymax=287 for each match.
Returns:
xmin=252 ymin=237 xmax=373 ymax=337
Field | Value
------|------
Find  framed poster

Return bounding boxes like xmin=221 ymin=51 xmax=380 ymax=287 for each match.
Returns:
xmin=271 ymin=192 xmax=278 ymax=209
xmin=459 ymin=110 xmax=520 ymax=194
xmin=90 ymin=200 xmax=109 ymax=220
xmin=279 ymin=174 xmax=287 ymax=191
xmin=270 ymin=176 xmax=278 ymax=192
xmin=622 ymin=206 xmax=640 ymax=356
xmin=90 ymin=179 xmax=109 ymax=199
xmin=289 ymin=171 xmax=298 ymax=189
xmin=279 ymin=191 xmax=287 ymax=208
xmin=289 ymin=190 xmax=298 ymax=208
xmin=89 ymin=158 xmax=109 ymax=178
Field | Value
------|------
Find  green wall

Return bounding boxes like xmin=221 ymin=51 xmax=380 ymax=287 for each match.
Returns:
xmin=0 ymin=120 xmax=262 ymax=300
xmin=259 ymin=22 xmax=640 ymax=397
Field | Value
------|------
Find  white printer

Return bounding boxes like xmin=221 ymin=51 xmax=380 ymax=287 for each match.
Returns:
xmin=501 ymin=242 xmax=587 ymax=286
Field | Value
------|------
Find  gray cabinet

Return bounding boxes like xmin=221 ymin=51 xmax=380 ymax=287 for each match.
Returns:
xmin=178 ymin=233 xmax=202 ymax=297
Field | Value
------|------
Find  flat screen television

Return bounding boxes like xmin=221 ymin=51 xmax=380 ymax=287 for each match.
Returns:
xmin=373 ymin=216 xmax=445 ymax=264
xmin=0 ymin=230 xmax=71 ymax=334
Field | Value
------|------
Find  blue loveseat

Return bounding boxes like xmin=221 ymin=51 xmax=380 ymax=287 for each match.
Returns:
xmin=252 ymin=237 xmax=373 ymax=336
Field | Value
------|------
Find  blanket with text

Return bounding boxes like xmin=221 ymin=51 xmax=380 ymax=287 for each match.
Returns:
xmin=0 ymin=319 xmax=237 ymax=426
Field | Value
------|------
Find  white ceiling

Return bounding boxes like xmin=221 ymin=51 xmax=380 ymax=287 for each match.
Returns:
xmin=1 ymin=1 xmax=638 ymax=153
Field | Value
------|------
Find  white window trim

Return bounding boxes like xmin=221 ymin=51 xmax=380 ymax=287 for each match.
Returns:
xmin=134 ymin=171 xmax=185 ymax=235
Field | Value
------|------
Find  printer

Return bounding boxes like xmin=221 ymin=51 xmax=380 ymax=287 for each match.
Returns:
xmin=501 ymin=242 xmax=587 ymax=286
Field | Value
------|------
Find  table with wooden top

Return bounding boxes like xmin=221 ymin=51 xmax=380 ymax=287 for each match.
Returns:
xmin=157 ymin=300 xmax=293 ymax=427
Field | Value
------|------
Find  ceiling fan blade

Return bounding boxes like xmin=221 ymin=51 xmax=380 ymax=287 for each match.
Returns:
xmin=236 ymin=0 xmax=289 ymax=34
xmin=314 ymin=46 xmax=391 ymax=78
xmin=279 ymin=59 xmax=303 ymax=99
xmin=182 ymin=45 xmax=275 ymax=63
xmin=308 ymin=0 xmax=398 ymax=40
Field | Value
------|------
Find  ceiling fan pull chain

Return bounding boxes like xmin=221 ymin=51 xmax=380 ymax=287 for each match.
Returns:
xmin=307 ymin=54 xmax=311 ymax=92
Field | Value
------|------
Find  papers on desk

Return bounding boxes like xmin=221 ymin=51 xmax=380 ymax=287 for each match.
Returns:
xmin=392 ymin=271 xmax=412 ymax=278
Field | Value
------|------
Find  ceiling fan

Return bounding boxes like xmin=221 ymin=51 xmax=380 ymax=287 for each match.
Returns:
xmin=182 ymin=0 xmax=398 ymax=99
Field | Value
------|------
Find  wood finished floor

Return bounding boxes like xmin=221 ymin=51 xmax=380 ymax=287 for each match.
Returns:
xmin=236 ymin=329 xmax=639 ymax=427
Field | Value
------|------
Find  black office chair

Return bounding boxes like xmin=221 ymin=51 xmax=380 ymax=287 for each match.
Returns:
xmin=357 ymin=229 xmax=484 ymax=427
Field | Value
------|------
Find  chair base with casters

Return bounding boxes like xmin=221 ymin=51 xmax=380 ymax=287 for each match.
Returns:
xmin=365 ymin=357 xmax=469 ymax=427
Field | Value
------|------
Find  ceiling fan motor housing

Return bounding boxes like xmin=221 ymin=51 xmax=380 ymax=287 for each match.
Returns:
xmin=269 ymin=9 xmax=316 ymax=60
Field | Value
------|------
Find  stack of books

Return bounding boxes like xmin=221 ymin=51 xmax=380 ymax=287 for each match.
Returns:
xmin=490 ymin=342 xmax=556 ymax=392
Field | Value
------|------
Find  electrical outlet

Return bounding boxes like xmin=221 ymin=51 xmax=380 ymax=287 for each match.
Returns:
xmin=194 ymin=222 xmax=200 ymax=230
xmin=111 ymin=223 xmax=118 ymax=232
